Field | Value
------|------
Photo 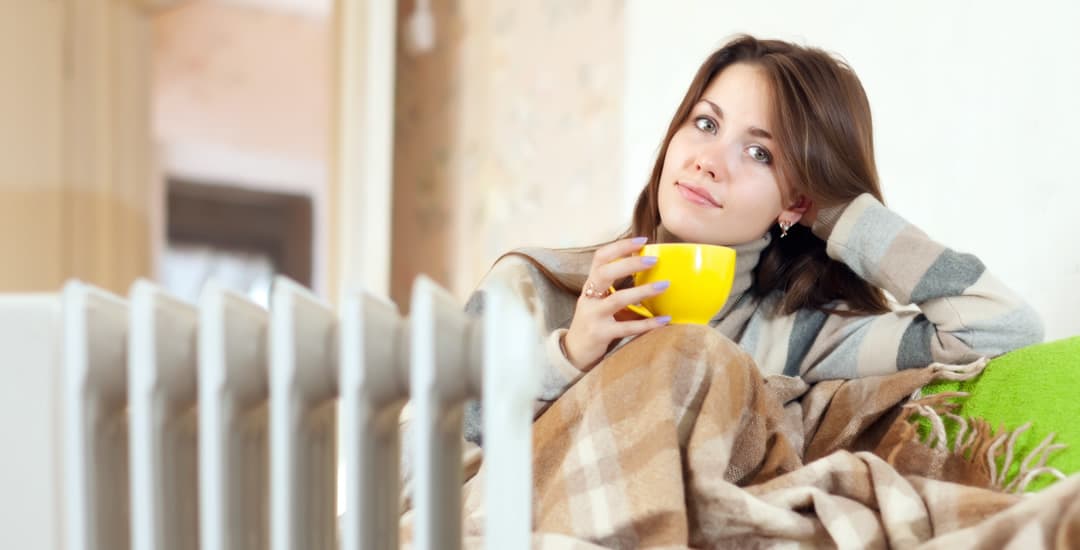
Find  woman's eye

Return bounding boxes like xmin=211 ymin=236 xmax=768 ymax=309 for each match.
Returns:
xmin=747 ymin=145 xmax=772 ymax=164
xmin=694 ymin=116 xmax=717 ymax=134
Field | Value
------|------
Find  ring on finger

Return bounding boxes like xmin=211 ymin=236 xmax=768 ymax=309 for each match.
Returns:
xmin=582 ymin=281 xmax=611 ymax=299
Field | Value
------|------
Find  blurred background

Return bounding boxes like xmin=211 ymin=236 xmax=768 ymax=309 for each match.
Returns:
xmin=2 ymin=0 xmax=1078 ymax=339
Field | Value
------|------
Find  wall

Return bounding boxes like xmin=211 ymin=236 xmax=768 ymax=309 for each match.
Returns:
xmin=0 ymin=0 xmax=152 ymax=295
xmin=0 ymin=1 xmax=66 ymax=292
xmin=391 ymin=0 xmax=626 ymax=310
xmin=152 ymin=0 xmax=331 ymax=295
xmin=155 ymin=0 xmax=627 ymax=310
xmin=624 ymin=0 xmax=1080 ymax=340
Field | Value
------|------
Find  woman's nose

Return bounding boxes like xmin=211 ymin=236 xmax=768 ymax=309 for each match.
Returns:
xmin=694 ymin=152 xmax=726 ymax=182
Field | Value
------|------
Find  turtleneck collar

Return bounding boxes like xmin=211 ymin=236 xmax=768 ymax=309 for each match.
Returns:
xmin=656 ymin=224 xmax=771 ymax=320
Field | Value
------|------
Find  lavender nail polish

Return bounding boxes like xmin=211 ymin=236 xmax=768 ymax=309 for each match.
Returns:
xmin=631 ymin=236 xmax=648 ymax=245
xmin=652 ymin=280 xmax=670 ymax=290
xmin=656 ymin=316 xmax=673 ymax=325
xmin=641 ymin=256 xmax=659 ymax=266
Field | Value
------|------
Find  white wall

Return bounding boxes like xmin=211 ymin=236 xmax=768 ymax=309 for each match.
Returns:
xmin=624 ymin=0 xmax=1080 ymax=341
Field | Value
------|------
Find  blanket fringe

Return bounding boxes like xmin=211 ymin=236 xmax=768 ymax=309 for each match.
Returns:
xmin=909 ymin=356 xmax=991 ymax=401
xmin=930 ymin=355 xmax=991 ymax=381
xmin=900 ymin=392 xmax=1068 ymax=494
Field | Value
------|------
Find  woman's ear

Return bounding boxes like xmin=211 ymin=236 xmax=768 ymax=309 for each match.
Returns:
xmin=779 ymin=195 xmax=814 ymax=227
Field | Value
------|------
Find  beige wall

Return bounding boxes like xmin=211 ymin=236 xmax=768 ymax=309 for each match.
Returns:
xmin=391 ymin=0 xmax=626 ymax=311
xmin=2 ymin=0 xmax=625 ymax=307
xmin=1 ymin=0 xmax=152 ymax=294
xmin=152 ymin=0 xmax=331 ymax=295
xmin=153 ymin=0 xmax=330 ymax=161
xmin=0 ymin=2 xmax=66 ymax=292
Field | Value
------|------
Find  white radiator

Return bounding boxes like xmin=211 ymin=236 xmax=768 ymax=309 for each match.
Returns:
xmin=0 ymin=275 xmax=538 ymax=550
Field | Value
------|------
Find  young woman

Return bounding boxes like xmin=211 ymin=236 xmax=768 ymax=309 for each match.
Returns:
xmin=460 ymin=34 xmax=1042 ymax=443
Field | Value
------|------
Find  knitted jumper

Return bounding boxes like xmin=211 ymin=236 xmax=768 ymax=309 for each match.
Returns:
xmin=461 ymin=193 xmax=1043 ymax=444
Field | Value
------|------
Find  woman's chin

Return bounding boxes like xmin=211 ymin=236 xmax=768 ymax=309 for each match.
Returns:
xmin=661 ymin=224 xmax=757 ymax=246
xmin=660 ymin=218 xmax=716 ymax=244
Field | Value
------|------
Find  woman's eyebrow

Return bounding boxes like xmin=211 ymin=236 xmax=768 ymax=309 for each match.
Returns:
xmin=700 ymin=99 xmax=774 ymax=141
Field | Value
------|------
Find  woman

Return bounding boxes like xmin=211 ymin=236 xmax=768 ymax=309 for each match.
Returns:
xmin=464 ymin=33 xmax=1041 ymax=431
xmin=452 ymin=34 xmax=1047 ymax=546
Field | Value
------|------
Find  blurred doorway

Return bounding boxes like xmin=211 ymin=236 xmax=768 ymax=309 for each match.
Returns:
xmin=152 ymin=0 xmax=331 ymax=304
xmin=162 ymin=179 xmax=312 ymax=307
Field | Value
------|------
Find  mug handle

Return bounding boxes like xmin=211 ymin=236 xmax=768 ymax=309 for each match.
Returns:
xmin=608 ymin=285 xmax=653 ymax=318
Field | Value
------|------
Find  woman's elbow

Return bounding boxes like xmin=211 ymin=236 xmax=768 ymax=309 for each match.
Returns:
xmin=1011 ymin=303 xmax=1046 ymax=348
xmin=973 ymin=303 xmax=1045 ymax=356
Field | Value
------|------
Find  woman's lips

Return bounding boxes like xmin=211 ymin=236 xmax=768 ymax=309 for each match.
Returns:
xmin=676 ymin=182 xmax=721 ymax=208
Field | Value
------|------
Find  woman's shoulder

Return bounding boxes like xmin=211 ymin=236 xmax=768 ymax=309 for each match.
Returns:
xmin=471 ymin=246 xmax=597 ymax=309
xmin=497 ymin=246 xmax=595 ymax=270
xmin=489 ymin=247 xmax=594 ymax=287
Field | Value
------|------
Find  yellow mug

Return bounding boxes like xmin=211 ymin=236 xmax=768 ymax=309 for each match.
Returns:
xmin=609 ymin=243 xmax=737 ymax=325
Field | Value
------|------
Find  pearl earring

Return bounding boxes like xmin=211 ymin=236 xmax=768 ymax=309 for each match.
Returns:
xmin=778 ymin=220 xmax=792 ymax=238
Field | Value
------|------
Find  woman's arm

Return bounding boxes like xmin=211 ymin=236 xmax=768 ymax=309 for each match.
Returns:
xmin=461 ymin=254 xmax=586 ymax=445
xmin=795 ymin=193 xmax=1043 ymax=382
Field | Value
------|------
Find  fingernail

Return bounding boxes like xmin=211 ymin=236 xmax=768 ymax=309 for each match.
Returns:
xmin=631 ymin=236 xmax=648 ymax=245
xmin=656 ymin=316 xmax=672 ymax=325
xmin=652 ymin=280 xmax=670 ymax=290
xmin=641 ymin=256 xmax=659 ymax=266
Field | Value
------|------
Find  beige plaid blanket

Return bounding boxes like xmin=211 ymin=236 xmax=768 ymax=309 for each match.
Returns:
xmin=404 ymin=324 xmax=1079 ymax=548
xmin=399 ymin=247 xmax=1079 ymax=548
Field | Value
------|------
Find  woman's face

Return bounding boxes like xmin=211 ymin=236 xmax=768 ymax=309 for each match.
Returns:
xmin=658 ymin=62 xmax=798 ymax=245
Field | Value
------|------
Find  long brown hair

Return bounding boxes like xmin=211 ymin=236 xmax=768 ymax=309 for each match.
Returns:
xmin=624 ymin=34 xmax=890 ymax=317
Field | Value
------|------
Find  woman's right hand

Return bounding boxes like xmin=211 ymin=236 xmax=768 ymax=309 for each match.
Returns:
xmin=562 ymin=237 xmax=672 ymax=371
